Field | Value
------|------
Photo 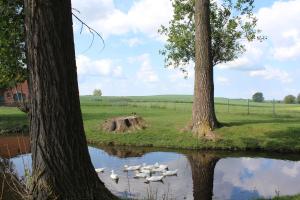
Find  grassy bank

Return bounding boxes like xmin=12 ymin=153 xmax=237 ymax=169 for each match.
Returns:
xmin=1 ymin=95 xmax=300 ymax=152
xmin=260 ymin=194 xmax=300 ymax=200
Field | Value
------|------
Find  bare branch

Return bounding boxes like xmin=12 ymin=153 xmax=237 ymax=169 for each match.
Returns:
xmin=71 ymin=11 xmax=105 ymax=52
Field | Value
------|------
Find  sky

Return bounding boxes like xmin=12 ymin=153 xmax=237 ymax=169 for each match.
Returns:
xmin=71 ymin=0 xmax=300 ymax=100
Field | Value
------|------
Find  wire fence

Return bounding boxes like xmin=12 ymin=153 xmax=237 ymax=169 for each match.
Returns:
xmin=1 ymin=97 xmax=299 ymax=116
xmin=79 ymin=97 xmax=300 ymax=117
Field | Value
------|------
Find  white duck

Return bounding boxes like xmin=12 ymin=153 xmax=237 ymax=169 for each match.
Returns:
xmin=110 ymin=170 xmax=119 ymax=181
xmin=95 ymin=168 xmax=105 ymax=173
xmin=146 ymin=175 xmax=164 ymax=182
xmin=141 ymin=163 xmax=155 ymax=170
xmin=155 ymin=162 xmax=168 ymax=170
xmin=124 ymin=164 xmax=141 ymax=171
xmin=162 ymin=169 xmax=178 ymax=176
xmin=140 ymin=168 xmax=151 ymax=174
xmin=152 ymin=167 xmax=165 ymax=172
xmin=134 ymin=172 xmax=149 ymax=178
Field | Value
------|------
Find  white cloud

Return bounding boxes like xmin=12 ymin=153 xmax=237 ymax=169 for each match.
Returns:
xmin=134 ymin=54 xmax=159 ymax=83
xmin=273 ymin=30 xmax=300 ymax=60
xmin=215 ymin=158 xmax=300 ymax=199
xmin=76 ymin=55 xmax=123 ymax=77
xmin=256 ymin=0 xmax=300 ymax=60
xmin=217 ymin=57 xmax=252 ymax=70
xmin=72 ymin=0 xmax=173 ymax=40
xmin=249 ymin=66 xmax=292 ymax=83
xmin=216 ymin=76 xmax=230 ymax=85
xmin=123 ymin=37 xmax=143 ymax=47
xmin=169 ymin=70 xmax=186 ymax=82
xmin=167 ymin=62 xmax=194 ymax=82
xmin=216 ymin=42 xmax=265 ymax=71
xmin=282 ymin=163 xmax=300 ymax=178
xmin=112 ymin=65 xmax=123 ymax=77
xmin=217 ymin=0 xmax=300 ymax=69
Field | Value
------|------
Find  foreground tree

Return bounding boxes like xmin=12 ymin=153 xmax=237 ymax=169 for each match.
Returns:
xmin=192 ymin=0 xmax=218 ymax=138
xmin=160 ymin=0 xmax=265 ymax=138
xmin=25 ymin=0 xmax=117 ymax=199
xmin=252 ymin=92 xmax=264 ymax=102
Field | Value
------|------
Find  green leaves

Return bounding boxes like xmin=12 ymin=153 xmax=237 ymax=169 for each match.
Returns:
xmin=0 ymin=0 xmax=27 ymax=89
xmin=159 ymin=0 xmax=266 ymax=71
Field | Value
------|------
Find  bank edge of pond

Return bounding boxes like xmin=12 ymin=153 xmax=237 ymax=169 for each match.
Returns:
xmin=0 ymin=125 xmax=29 ymax=136
xmin=258 ymin=194 xmax=300 ymax=200
xmin=87 ymin=137 xmax=300 ymax=155
xmin=2 ymin=130 xmax=300 ymax=154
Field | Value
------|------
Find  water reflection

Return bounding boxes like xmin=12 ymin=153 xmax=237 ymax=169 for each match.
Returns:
xmin=188 ymin=152 xmax=219 ymax=200
xmin=214 ymin=158 xmax=300 ymax=200
xmin=1 ymin=136 xmax=300 ymax=200
xmin=89 ymin=146 xmax=192 ymax=199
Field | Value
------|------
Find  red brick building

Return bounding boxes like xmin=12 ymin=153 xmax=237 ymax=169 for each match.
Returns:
xmin=0 ymin=80 xmax=29 ymax=106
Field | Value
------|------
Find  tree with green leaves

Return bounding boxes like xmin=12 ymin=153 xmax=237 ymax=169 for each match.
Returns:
xmin=0 ymin=0 xmax=27 ymax=89
xmin=159 ymin=0 xmax=265 ymax=138
xmin=297 ymin=94 xmax=300 ymax=104
xmin=252 ymin=92 xmax=264 ymax=102
xmin=93 ymin=88 xmax=102 ymax=96
xmin=284 ymin=95 xmax=296 ymax=104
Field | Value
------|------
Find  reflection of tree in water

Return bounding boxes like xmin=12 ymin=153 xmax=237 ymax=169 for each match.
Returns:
xmin=0 ymin=158 xmax=27 ymax=200
xmin=98 ymin=146 xmax=149 ymax=158
xmin=188 ymin=152 xmax=219 ymax=200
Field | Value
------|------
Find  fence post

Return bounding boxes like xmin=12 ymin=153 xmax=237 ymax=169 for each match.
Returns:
xmin=273 ymin=99 xmax=276 ymax=117
xmin=247 ymin=99 xmax=250 ymax=115
xmin=227 ymin=98 xmax=229 ymax=113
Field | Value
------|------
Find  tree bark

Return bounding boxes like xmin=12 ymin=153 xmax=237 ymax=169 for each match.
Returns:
xmin=24 ymin=0 xmax=117 ymax=199
xmin=188 ymin=152 xmax=219 ymax=200
xmin=192 ymin=0 xmax=220 ymax=139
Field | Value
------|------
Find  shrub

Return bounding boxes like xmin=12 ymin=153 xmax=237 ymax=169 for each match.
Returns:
xmin=284 ymin=95 xmax=296 ymax=104
xmin=93 ymin=89 xmax=102 ymax=96
xmin=252 ymin=92 xmax=264 ymax=102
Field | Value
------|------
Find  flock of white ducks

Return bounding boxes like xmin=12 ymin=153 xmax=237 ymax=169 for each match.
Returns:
xmin=95 ymin=162 xmax=178 ymax=183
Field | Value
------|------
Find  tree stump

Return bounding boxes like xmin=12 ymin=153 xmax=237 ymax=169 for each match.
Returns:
xmin=102 ymin=116 xmax=146 ymax=133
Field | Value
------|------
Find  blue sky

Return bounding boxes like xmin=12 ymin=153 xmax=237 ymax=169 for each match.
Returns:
xmin=71 ymin=0 xmax=300 ymax=100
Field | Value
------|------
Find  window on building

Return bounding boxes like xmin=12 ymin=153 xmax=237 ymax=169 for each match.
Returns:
xmin=13 ymin=93 xmax=26 ymax=101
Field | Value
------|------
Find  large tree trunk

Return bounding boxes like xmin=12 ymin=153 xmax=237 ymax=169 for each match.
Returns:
xmin=188 ymin=153 xmax=219 ymax=200
xmin=25 ymin=0 xmax=117 ymax=199
xmin=192 ymin=0 xmax=220 ymax=139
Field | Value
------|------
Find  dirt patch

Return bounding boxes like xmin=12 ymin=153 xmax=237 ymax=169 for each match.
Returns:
xmin=102 ymin=115 xmax=146 ymax=133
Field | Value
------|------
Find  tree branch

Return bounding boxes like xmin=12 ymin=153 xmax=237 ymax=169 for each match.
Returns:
xmin=71 ymin=10 xmax=105 ymax=52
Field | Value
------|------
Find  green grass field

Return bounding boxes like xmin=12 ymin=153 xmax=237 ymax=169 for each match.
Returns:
xmin=1 ymin=95 xmax=300 ymax=152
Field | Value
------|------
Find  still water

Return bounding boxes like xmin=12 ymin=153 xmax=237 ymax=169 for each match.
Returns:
xmin=1 ymin=136 xmax=300 ymax=200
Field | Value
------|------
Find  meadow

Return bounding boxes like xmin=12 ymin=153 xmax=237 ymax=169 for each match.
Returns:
xmin=1 ymin=95 xmax=300 ymax=152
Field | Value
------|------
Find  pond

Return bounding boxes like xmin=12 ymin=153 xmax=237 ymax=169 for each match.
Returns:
xmin=1 ymin=135 xmax=300 ymax=200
